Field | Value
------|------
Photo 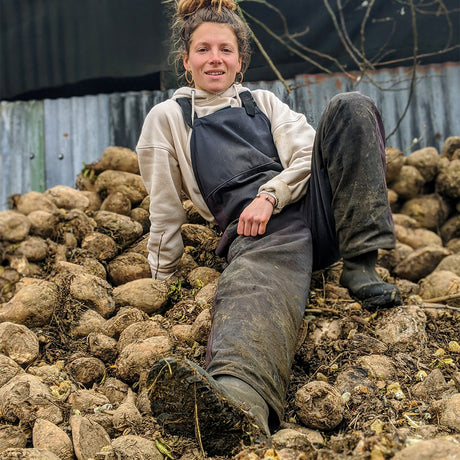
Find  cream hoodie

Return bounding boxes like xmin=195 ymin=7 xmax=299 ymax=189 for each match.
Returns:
xmin=136 ymin=84 xmax=316 ymax=280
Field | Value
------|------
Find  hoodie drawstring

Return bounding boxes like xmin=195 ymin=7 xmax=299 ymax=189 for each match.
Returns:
xmin=234 ymin=84 xmax=241 ymax=107
xmin=191 ymin=89 xmax=196 ymax=125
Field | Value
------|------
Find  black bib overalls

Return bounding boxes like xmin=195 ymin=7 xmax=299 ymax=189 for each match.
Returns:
xmin=177 ymin=90 xmax=395 ymax=426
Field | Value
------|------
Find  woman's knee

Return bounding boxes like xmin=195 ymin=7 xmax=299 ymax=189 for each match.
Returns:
xmin=328 ymin=91 xmax=375 ymax=112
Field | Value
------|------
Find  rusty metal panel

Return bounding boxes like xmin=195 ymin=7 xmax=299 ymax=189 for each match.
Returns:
xmin=0 ymin=100 xmax=45 ymax=209
xmin=247 ymin=62 xmax=460 ymax=153
xmin=108 ymin=90 xmax=175 ymax=152
xmin=43 ymin=94 xmax=110 ymax=189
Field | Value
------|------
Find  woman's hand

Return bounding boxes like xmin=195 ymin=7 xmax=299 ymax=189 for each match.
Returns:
xmin=237 ymin=193 xmax=275 ymax=236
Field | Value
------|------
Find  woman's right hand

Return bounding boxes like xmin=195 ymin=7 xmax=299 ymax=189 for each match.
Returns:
xmin=237 ymin=193 xmax=275 ymax=236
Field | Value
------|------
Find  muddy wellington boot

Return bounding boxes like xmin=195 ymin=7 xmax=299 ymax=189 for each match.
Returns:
xmin=340 ymin=250 xmax=402 ymax=309
xmin=147 ymin=357 xmax=270 ymax=455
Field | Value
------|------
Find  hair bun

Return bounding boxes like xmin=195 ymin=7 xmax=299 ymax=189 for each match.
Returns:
xmin=177 ymin=0 xmax=237 ymax=19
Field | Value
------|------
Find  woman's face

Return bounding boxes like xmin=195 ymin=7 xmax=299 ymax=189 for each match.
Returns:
xmin=183 ymin=22 xmax=242 ymax=93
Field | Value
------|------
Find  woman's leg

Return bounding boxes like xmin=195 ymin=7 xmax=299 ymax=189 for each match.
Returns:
xmin=308 ymin=91 xmax=401 ymax=307
xmin=147 ymin=206 xmax=312 ymax=454
xmin=206 ymin=206 xmax=313 ymax=425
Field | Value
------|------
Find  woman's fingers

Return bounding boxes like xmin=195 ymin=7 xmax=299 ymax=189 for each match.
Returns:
xmin=237 ymin=198 xmax=274 ymax=236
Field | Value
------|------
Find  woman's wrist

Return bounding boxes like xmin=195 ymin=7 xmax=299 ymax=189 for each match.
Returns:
xmin=256 ymin=191 xmax=278 ymax=208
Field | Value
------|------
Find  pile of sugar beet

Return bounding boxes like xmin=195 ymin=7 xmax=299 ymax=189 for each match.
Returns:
xmin=0 ymin=136 xmax=459 ymax=460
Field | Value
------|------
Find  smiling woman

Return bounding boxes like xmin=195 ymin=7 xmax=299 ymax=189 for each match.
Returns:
xmin=182 ymin=22 xmax=242 ymax=93
xmin=137 ymin=0 xmax=401 ymax=455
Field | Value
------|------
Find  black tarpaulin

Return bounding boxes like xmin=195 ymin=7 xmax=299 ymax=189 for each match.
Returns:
xmin=1 ymin=0 xmax=459 ymax=100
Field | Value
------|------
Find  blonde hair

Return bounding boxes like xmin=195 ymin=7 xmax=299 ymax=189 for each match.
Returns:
xmin=168 ymin=0 xmax=251 ymax=76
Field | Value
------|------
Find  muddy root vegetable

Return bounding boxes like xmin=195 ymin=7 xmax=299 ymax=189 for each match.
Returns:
xmin=295 ymin=381 xmax=344 ymax=430
xmin=0 ymin=280 xmax=59 ymax=327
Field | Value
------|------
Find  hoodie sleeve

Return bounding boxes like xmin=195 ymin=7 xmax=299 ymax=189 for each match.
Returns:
xmin=251 ymin=90 xmax=316 ymax=213
xmin=137 ymin=101 xmax=187 ymax=280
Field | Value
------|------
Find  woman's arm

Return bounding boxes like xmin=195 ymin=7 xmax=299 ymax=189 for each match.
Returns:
xmin=252 ymin=90 xmax=316 ymax=212
xmin=236 ymin=89 xmax=315 ymax=235
xmin=137 ymin=107 xmax=187 ymax=280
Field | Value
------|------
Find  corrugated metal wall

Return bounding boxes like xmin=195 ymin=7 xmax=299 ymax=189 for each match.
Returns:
xmin=1 ymin=63 xmax=459 ymax=211
xmin=0 ymin=100 xmax=45 ymax=208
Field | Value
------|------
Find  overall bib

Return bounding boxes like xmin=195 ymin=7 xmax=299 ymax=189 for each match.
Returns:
xmin=176 ymin=90 xmax=395 ymax=425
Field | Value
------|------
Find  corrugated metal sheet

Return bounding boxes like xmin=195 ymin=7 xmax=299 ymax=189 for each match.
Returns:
xmin=108 ymin=90 xmax=175 ymax=152
xmin=44 ymin=95 xmax=110 ymax=188
xmin=1 ymin=63 xmax=459 ymax=211
xmin=0 ymin=99 xmax=45 ymax=208
xmin=245 ymin=62 xmax=460 ymax=150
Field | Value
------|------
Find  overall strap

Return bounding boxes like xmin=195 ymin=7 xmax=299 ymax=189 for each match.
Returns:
xmin=239 ymin=91 xmax=256 ymax=116
xmin=176 ymin=97 xmax=196 ymax=129
xmin=176 ymin=90 xmax=257 ymax=128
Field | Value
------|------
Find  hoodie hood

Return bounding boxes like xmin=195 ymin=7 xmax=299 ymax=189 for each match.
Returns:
xmin=172 ymin=83 xmax=246 ymax=102
xmin=171 ymin=84 xmax=247 ymax=120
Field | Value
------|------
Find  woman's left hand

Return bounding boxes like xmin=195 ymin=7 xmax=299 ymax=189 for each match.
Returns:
xmin=237 ymin=195 xmax=274 ymax=236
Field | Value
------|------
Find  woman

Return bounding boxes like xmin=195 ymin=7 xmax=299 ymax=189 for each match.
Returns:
xmin=137 ymin=0 xmax=401 ymax=455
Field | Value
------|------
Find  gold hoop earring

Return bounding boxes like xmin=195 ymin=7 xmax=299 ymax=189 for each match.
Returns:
xmin=185 ymin=70 xmax=194 ymax=85
xmin=235 ymin=72 xmax=244 ymax=84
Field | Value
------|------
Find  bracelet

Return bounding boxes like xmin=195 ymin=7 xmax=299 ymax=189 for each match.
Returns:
xmin=256 ymin=191 xmax=278 ymax=208
xmin=260 ymin=191 xmax=278 ymax=207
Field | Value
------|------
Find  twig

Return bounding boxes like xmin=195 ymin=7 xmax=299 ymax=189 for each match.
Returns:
xmin=433 ymin=0 xmax=454 ymax=48
xmin=241 ymin=9 xmax=333 ymax=75
xmin=237 ymin=0 xmax=457 ymax=137
xmin=323 ymin=0 xmax=362 ymax=69
xmin=237 ymin=5 xmax=291 ymax=92
xmin=337 ymin=0 xmax=374 ymax=71
xmin=193 ymin=383 xmax=205 ymax=458
xmin=422 ymin=293 xmax=460 ymax=303
xmin=288 ymin=35 xmax=354 ymax=78
xmin=305 ymin=307 xmax=341 ymax=314
xmin=360 ymin=0 xmax=377 ymax=65
xmin=241 ymin=0 xmax=353 ymax=77
xmin=385 ymin=0 xmax=418 ymax=141
xmin=369 ymin=17 xmax=397 ymax=65
xmin=401 ymin=125 xmax=426 ymax=154
xmin=374 ymin=44 xmax=460 ymax=67
xmin=419 ymin=302 xmax=460 ymax=313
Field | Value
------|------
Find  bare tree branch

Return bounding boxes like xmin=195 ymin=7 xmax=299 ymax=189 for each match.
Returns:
xmin=240 ymin=9 xmax=334 ymax=75
xmin=235 ymin=0 xmax=458 ymax=140
xmin=322 ymin=0 xmax=362 ymax=69
xmin=385 ymin=0 xmax=418 ymax=140
xmin=237 ymin=4 xmax=291 ymax=92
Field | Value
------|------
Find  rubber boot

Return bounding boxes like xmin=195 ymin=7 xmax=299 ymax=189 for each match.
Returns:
xmin=340 ymin=250 xmax=402 ymax=309
xmin=216 ymin=375 xmax=271 ymax=437
xmin=147 ymin=357 xmax=270 ymax=456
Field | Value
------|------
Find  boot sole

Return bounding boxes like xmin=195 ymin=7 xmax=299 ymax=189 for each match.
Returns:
xmin=146 ymin=357 xmax=265 ymax=455
xmin=356 ymin=285 xmax=402 ymax=309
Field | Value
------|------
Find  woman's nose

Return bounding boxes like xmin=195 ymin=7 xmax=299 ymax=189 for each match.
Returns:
xmin=209 ymin=49 xmax=222 ymax=63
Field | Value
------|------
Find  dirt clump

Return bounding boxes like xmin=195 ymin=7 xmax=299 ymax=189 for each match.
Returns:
xmin=0 ymin=141 xmax=459 ymax=459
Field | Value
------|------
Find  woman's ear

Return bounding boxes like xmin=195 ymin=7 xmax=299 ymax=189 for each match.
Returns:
xmin=182 ymin=52 xmax=190 ymax=71
xmin=237 ymin=56 xmax=242 ymax=73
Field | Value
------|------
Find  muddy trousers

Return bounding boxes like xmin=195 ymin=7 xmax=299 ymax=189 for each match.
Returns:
xmin=206 ymin=92 xmax=396 ymax=426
